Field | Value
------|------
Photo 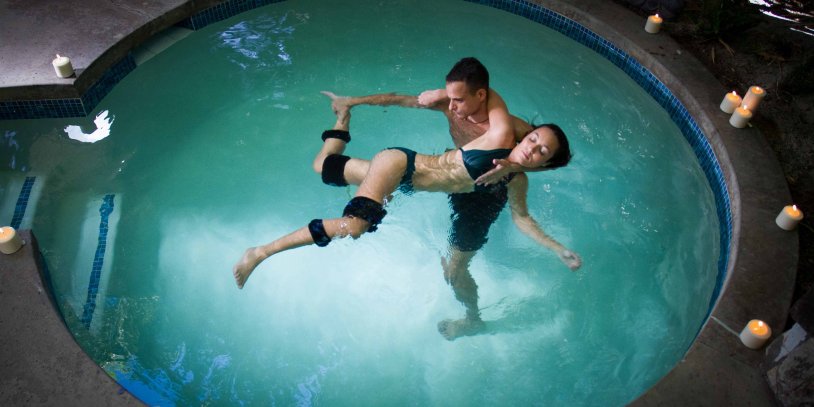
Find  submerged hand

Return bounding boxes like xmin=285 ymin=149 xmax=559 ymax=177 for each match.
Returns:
xmin=558 ymin=249 xmax=582 ymax=271
xmin=475 ymin=158 xmax=519 ymax=185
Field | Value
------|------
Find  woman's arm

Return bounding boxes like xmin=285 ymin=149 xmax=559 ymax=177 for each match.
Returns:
xmin=507 ymin=173 xmax=581 ymax=270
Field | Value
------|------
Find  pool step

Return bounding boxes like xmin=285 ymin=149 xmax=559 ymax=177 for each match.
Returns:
xmin=69 ymin=194 xmax=120 ymax=332
xmin=0 ymin=174 xmax=43 ymax=229
xmin=132 ymin=26 xmax=193 ymax=65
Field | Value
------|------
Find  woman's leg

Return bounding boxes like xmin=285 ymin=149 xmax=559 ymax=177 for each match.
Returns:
xmin=233 ymin=149 xmax=408 ymax=289
xmin=314 ymin=93 xmax=369 ymax=186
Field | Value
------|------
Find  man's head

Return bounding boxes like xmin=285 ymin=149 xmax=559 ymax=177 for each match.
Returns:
xmin=445 ymin=57 xmax=489 ymax=118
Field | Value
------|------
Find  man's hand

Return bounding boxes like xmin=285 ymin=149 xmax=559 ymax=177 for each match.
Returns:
xmin=475 ymin=158 xmax=520 ymax=185
xmin=418 ymin=89 xmax=447 ymax=107
xmin=558 ymin=249 xmax=582 ymax=271
xmin=320 ymin=90 xmax=352 ymax=115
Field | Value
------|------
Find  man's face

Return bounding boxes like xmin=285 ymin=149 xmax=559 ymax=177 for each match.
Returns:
xmin=445 ymin=81 xmax=486 ymax=118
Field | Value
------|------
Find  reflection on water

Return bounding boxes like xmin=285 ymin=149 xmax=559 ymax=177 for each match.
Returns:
xmin=216 ymin=12 xmax=309 ymax=69
xmin=748 ymin=0 xmax=814 ymax=36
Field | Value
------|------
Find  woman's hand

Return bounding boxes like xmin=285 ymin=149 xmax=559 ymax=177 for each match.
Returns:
xmin=475 ymin=158 xmax=520 ymax=185
xmin=558 ymin=249 xmax=582 ymax=271
xmin=418 ymin=89 xmax=447 ymax=107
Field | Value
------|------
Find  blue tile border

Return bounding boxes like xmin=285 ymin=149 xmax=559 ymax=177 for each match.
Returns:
xmin=0 ymin=54 xmax=136 ymax=120
xmin=80 ymin=194 xmax=115 ymax=329
xmin=466 ymin=0 xmax=731 ymax=316
xmin=177 ymin=0 xmax=285 ymax=30
xmin=10 ymin=176 xmax=36 ymax=229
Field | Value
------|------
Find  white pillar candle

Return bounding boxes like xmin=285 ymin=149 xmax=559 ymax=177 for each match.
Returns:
xmin=729 ymin=105 xmax=752 ymax=128
xmin=0 ymin=226 xmax=24 ymax=254
xmin=719 ymin=91 xmax=742 ymax=114
xmin=739 ymin=319 xmax=772 ymax=349
xmin=645 ymin=14 xmax=663 ymax=34
xmin=52 ymin=54 xmax=74 ymax=78
xmin=742 ymin=86 xmax=765 ymax=112
xmin=776 ymin=205 xmax=804 ymax=230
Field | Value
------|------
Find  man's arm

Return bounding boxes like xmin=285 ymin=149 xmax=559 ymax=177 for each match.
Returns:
xmin=507 ymin=173 xmax=581 ymax=271
xmin=321 ymin=91 xmax=443 ymax=112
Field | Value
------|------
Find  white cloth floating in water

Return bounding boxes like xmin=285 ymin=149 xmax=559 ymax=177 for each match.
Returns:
xmin=64 ymin=110 xmax=114 ymax=143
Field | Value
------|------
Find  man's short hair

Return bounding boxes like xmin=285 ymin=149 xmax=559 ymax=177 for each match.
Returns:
xmin=446 ymin=57 xmax=489 ymax=94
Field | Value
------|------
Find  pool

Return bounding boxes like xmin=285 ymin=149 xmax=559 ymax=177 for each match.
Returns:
xmin=0 ymin=0 xmax=720 ymax=405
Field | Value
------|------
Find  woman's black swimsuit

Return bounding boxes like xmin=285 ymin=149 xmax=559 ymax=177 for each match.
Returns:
xmin=388 ymin=146 xmax=515 ymax=252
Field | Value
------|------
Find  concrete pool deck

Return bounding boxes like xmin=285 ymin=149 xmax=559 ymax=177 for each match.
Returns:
xmin=0 ymin=0 xmax=796 ymax=405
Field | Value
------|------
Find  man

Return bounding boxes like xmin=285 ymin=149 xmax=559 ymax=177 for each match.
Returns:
xmin=322 ymin=57 xmax=549 ymax=340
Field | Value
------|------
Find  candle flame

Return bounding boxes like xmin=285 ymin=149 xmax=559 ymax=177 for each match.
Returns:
xmin=793 ymin=204 xmax=798 ymax=211
xmin=655 ymin=14 xmax=660 ymax=18
xmin=731 ymin=91 xmax=738 ymax=96
xmin=56 ymin=54 xmax=61 ymax=58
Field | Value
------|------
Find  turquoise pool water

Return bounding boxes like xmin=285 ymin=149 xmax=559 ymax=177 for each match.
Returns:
xmin=0 ymin=0 xmax=719 ymax=405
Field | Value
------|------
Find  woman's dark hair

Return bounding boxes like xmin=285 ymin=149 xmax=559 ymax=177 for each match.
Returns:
xmin=533 ymin=123 xmax=572 ymax=169
xmin=445 ymin=57 xmax=489 ymax=95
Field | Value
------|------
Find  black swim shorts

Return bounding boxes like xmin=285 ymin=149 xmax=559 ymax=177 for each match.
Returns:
xmin=448 ymin=184 xmax=509 ymax=252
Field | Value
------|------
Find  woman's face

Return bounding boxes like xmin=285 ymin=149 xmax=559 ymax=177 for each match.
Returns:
xmin=509 ymin=127 xmax=560 ymax=168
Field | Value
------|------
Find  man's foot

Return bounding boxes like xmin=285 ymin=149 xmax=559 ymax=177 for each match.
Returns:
xmin=437 ymin=318 xmax=486 ymax=341
xmin=232 ymin=247 xmax=265 ymax=289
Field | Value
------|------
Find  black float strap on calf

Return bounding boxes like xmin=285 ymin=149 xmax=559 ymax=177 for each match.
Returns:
xmin=308 ymin=219 xmax=331 ymax=247
xmin=321 ymin=129 xmax=351 ymax=143
xmin=322 ymin=154 xmax=351 ymax=187
xmin=342 ymin=196 xmax=387 ymax=232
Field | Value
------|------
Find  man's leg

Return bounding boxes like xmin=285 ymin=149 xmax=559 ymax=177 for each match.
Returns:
xmin=442 ymin=248 xmax=480 ymax=320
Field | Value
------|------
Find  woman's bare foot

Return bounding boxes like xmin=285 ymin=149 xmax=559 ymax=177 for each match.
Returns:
xmin=437 ymin=318 xmax=487 ymax=341
xmin=232 ymin=247 xmax=266 ymax=289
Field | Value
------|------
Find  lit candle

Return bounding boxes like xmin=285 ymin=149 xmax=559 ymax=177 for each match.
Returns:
xmin=742 ymin=86 xmax=765 ymax=112
xmin=775 ymin=204 xmax=804 ymax=230
xmin=645 ymin=14 xmax=663 ymax=34
xmin=719 ymin=91 xmax=742 ymax=114
xmin=729 ymin=105 xmax=752 ymax=128
xmin=0 ymin=226 xmax=24 ymax=254
xmin=739 ymin=319 xmax=772 ymax=349
xmin=52 ymin=54 xmax=74 ymax=78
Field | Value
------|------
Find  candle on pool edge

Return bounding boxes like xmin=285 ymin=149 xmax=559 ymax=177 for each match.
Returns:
xmin=0 ymin=226 xmax=24 ymax=254
xmin=776 ymin=205 xmax=804 ymax=230
xmin=729 ymin=105 xmax=752 ymax=128
xmin=742 ymin=86 xmax=765 ymax=112
xmin=645 ymin=14 xmax=663 ymax=34
xmin=739 ymin=319 xmax=772 ymax=349
xmin=720 ymin=91 xmax=742 ymax=114
xmin=52 ymin=54 xmax=74 ymax=78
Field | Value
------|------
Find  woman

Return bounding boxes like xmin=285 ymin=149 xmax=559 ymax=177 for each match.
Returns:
xmin=233 ymin=90 xmax=581 ymax=289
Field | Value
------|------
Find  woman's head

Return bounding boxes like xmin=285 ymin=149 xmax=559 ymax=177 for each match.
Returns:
xmin=509 ymin=123 xmax=572 ymax=169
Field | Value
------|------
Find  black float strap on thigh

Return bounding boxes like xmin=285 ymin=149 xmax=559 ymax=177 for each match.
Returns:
xmin=322 ymin=154 xmax=351 ymax=187
xmin=308 ymin=219 xmax=331 ymax=247
xmin=322 ymin=129 xmax=351 ymax=143
xmin=343 ymin=196 xmax=387 ymax=232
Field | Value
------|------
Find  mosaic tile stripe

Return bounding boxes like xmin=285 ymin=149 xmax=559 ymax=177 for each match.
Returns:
xmin=10 ymin=176 xmax=36 ymax=229
xmin=177 ymin=0 xmax=286 ymax=30
xmin=80 ymin=194 xmax=115 ymax=329
xmin=0 ymin=54 xmax=136 ymax=120
xmin=465 ymin=0 xmax=732 ymax=314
